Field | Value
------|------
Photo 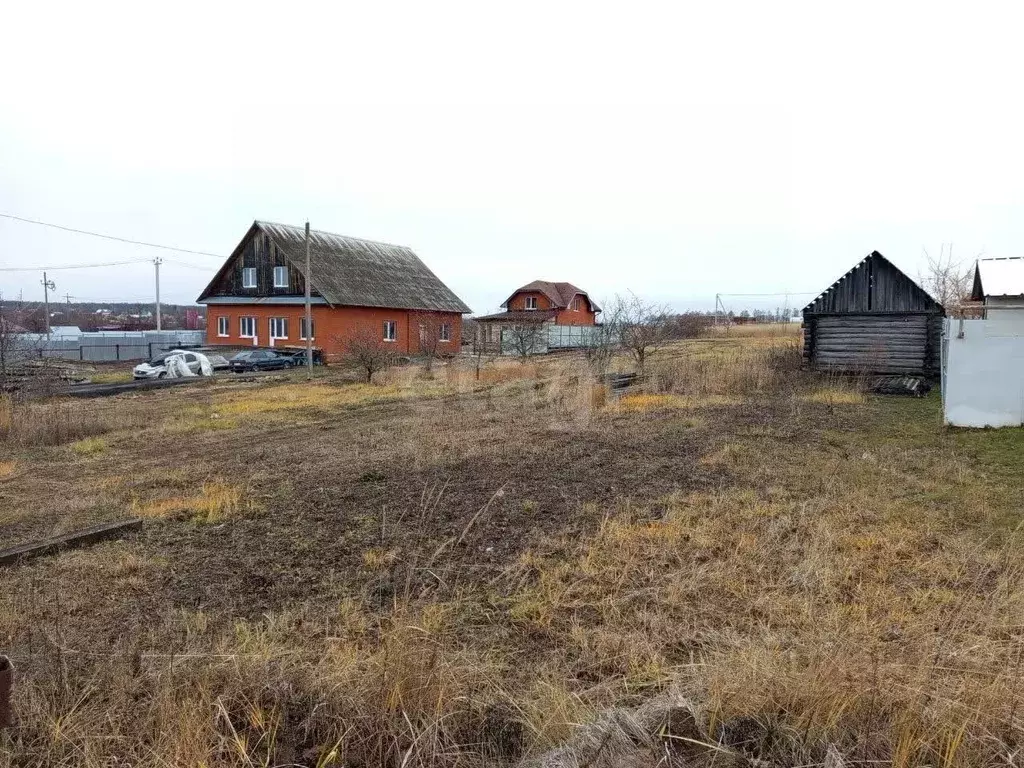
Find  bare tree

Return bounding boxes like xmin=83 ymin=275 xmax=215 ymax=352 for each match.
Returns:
xmin=411 ymin=311 xmax=452 ymax=372
xmin=920 ymin=244 xmax=974 ymax=310
xmin=336 ymin=326 xmax=397 ymax=383
xmin=503 ymin=321 xmax=545 ymax=360
xmin=0 ymin=305 xmax=24 ymax=392
xmin=581 ymin=300 xmax=621 ymax=376
xmin=613 ymin=293 xmax=671 ymax=373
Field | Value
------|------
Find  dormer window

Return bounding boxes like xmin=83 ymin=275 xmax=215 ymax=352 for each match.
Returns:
xmin=273 ymin=266 xmax=289 ymax=288
xmin=525 ymin=296 xmax=538 ymax=310
xmin=572 ymin=296 xmax=581 ymax=311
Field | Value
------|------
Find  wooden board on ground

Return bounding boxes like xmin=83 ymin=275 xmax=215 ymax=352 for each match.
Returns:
xmin=0 ymin=519 xmax=143 ymax=566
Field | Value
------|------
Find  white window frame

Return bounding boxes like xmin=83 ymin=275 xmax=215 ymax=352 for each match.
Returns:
xmin=217 ymin=316 xmax=229 ymax=337
xmin=572 ymin=296 xmax=580 ymax=311
xmin=242 ymin=267 xmax=257 ymax=289
xmin=383 ymin=320 xmax=397 ymax=342
xmin=300 ymin=316 xmax=315 ymax=340
xmin=273 ymin=266 xmax=289 ymax=288
xmin=269 ymin=317 xmax=288 ymax=340
xmin=239 ymin=316 xmax=257 ymax=338
xmin=439 ymin=323 xmax=451 ymax=342
xmin=525 ymin=296 xmax=538 ymax=310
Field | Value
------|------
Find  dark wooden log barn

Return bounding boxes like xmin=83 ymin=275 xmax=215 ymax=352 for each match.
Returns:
xmin=802 ymin=251 xmax=945 ymax=376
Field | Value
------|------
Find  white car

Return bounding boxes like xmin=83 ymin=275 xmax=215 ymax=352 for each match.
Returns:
xmin=133 ymin=350 xmax=205 ymax=379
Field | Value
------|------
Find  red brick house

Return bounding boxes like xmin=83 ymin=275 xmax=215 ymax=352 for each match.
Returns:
xmin=473 ymin=280 xmax=600 ymax=350
xmin=197 ymin=221 xmax=471 ymax=359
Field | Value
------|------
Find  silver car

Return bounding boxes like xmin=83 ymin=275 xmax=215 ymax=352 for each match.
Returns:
xmin=133 ymin=350 xmax=204 ymax=379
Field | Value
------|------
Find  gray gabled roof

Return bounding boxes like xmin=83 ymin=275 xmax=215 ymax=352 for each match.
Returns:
xmin=262 ymin=222 xmax=471 ymax=313
xmin=200 ymin=221 xmax=471 ymax=313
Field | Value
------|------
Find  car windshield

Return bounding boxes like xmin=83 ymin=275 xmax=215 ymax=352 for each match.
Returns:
xmin=230 ymin=352 xmax=253 ymax=362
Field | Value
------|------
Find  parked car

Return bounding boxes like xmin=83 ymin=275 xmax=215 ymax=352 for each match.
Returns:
xmin=276 ymin=348 xmax=326 ymax=366
xmin=133 ymin=350 xmax=205 ymax=379
xmin=228 ymin=349 xmax=295 ymax=373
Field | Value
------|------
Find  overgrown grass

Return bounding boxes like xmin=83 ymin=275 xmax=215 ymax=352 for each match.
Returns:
xmin=3 ymin=340 xmax=1024 ymax=767
xmin=0 ymin=395 xmax=137 ymax=447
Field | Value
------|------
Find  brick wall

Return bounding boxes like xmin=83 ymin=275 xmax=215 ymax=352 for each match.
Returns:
xmin=204 ymin=304 xmax=462 ymax=359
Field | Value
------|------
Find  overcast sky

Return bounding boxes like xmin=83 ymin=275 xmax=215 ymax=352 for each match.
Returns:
xmin=2 ymin=1 xmax=1023 ymax=316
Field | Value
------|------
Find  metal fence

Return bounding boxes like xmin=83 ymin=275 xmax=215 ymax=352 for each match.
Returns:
xmin=490 ymin=324 xmax=615 ymax=355
xmin=14 ymin=331 xmax=206 ymax=363
xmin=547 ymin=325 xmax=612 ymax=349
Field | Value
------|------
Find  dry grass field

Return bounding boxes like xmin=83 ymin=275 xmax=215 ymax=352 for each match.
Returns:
xmin=2 ymin=328 xmax=1024 ymax=767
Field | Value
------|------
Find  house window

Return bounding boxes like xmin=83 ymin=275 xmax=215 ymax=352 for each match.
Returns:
xmin=439 ymin=323 xmax=452 ymax=342
xmin=269 ymin=317 xmax=288 ymax=339
xmin=217 ymin=316 xmax=229 ymax=337
xmin=300 ymin=316 xmax=315 ymax=340
xmin=525 ymin=296 xmax=538 ymax=310
xmin=383 ymin=320 xmax=397 ymax=342
xmin=273 ymin=266 xmax=289 ymax=288
xmin=572 ymin=297 xmax=580 ymax=311
xmin=242 ymin=267 xmax=257 ymax=288
xmin=239 ymin=316 xmax=257 ymax=338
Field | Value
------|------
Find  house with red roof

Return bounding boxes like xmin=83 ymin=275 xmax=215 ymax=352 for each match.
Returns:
xmin=473 ymin=280 xmax=600 ymax=351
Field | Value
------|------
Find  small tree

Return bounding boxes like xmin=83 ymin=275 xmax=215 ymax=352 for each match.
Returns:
xmin=411 ymin=311 xmax=450 ymax=372
xmin=337 ymin=326 xmax=397 ymax=383
xmin=613 ymin=293 xmax=671 ymax=373
xmin=581 ymin=300 xmax=620 ymax=376
xmin=504 ymin=321 xmax=545 ymax=360
xmin=920 ymin=244 xmax=973 ymax=310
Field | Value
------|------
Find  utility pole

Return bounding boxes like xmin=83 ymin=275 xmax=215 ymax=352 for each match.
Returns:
xmin=41 ymin=272 xmax=55 ymax=339
xmin=154 ymin=257 xmax=163 ymax=331
xmin=304 ymin=221 xmax=313 ymax=377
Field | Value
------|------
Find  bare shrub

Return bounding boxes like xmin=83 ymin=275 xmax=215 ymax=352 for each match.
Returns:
xmin=504 ymin=321 xmax=546 ymax=360
xmin=612 ymin=293 xmax=671 ymax=373
xmin=665 ymin=311 xmax=714 ymax=339
xmin=411 ymin=311 xmax=454 ymax=372
xmin=337 ymin=326 xmax=398 ymax=383
xmin=920 ymin=244 xmax=973 ymax=310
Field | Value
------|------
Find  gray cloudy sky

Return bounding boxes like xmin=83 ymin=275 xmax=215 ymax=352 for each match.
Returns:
xmin=2 ymin=1 xmax=1023 ymax=316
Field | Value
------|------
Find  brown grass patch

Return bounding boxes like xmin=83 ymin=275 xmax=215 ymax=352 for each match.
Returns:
xmin=132 ymin=481 xmax=245 ymax=524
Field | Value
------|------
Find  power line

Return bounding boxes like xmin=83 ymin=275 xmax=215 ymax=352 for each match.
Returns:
xmin=718 ymin=291 xmax=817 ymax=297
xmin=0 ymin=259 xmax=150 ymax=272
xmin=0 ymin=212 xmax=225 ymax=259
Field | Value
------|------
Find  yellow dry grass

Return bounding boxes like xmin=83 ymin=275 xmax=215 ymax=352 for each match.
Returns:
xmin=803 ymin=386 xmax=868 ymax=405
xmin=617 ymin=393 xmax=742 ymax=411
xmin=132 ymin=481 xmax=245 ymax=524
xmin=363 ymin=547 xmax=401 ymax=570
xmin=69 ymin=436 xmax=108 ymax=456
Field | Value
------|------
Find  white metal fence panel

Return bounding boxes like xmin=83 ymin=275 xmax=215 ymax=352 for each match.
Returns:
xmin=15 ymin=330 xmax=206 ymax=362
xmin=943 ymin=318 xmax=1024 ymax=427
xmin=547 ymin=325 xmax=610 ymax=349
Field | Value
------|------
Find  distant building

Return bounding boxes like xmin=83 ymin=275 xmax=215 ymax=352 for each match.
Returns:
xmin=473 ymin=280 xmax=600 ymax=350
xmin=48 ymin=326 xmax=82 ymax=340
xmin=971 ymin=257 xmax=1024 ymax=332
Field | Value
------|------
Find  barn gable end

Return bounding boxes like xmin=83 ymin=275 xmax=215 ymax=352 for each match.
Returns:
xmin=803 ymin=251 xmax=942 ymax=315
xmin=802 ymin=252 xmax=945 ymax=377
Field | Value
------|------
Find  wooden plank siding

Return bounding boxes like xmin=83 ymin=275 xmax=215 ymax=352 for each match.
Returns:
xmin=802 ymin=252 xmax=944 ymax=376
xmin=204 ymin=227 xmax=310 ymax=299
